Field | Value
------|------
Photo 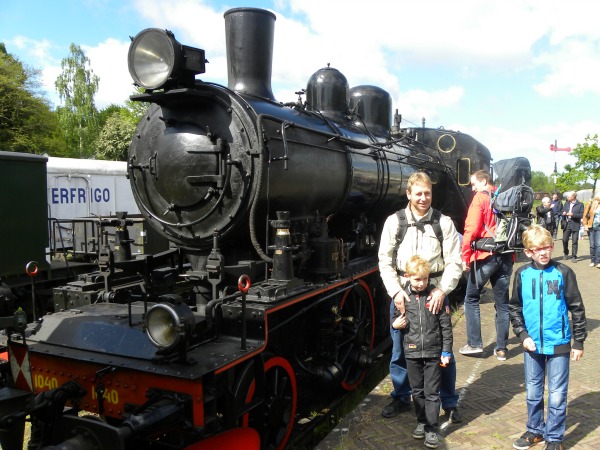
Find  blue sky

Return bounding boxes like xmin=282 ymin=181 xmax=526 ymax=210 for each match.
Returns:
xmin=3 ymin=0 xmax=600 ymax=176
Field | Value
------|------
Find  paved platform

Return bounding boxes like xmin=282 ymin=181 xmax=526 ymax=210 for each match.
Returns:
xmin=316 ymin=237 xmax=600 ymax=449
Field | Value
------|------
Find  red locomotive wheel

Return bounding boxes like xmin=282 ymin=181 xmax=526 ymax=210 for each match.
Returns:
xmin=183 ymin=427 xmax=260 ymax=450
xmin=242 ymin=356 xmax=297 ymax=450
xmin=339 ymin=278 xmax=375 ymax=391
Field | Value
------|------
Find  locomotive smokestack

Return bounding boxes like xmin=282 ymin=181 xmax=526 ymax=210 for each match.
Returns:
xmin=224 ymin=8 xmax=276 ymax=101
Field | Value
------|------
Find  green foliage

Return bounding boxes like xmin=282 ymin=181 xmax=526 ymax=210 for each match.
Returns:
xmin=0 ymin=43 xmax=65 ymax=154
xmin=557 ymin=134 xmax=600 ymax=195
xmin=125 ymin=86 xmax=150 ymax=122
xmin=95 ymin=109 xmax=137 ymax=161
xmin=55 ymin=44 xmax=100 ymax=158
xmin=530 ymin=171 xmax=554 ymax=193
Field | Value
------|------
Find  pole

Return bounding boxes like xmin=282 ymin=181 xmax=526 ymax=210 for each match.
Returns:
xmin=550 ymin=140 xmax=572 ymax=194
xmin=554 ymin=139 xmax=557 ymax=193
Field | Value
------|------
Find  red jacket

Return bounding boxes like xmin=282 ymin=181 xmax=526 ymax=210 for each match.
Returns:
xmin=461 ymin=188 xmax=497 ymax=265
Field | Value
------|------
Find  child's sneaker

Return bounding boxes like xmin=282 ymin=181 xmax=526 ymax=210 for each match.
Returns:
xmin=424 ymin=432 xmax=440 ymax=449
xmin=513 ymin=431 xmax=544 ymax=449
xmin=544 ymin=442 xmax=563 ymax=450
xmin=412 ymin=423 xmax=426 ymax=439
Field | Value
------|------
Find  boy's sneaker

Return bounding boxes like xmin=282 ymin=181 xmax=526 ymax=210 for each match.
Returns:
xmin=513 ymin=431 xmax=544 ymax=449
xmin=412 ymin=423 xmax=426 ymax=439
xmin=494 ymin=349 xmax=507 ymax=361
xmin=424 ymin=432 xmax=440 ymax=449
xmin=545 ymin=442 xmax=563 ymax=450
xmin=459 ymin=344 xmax=483 ymax=355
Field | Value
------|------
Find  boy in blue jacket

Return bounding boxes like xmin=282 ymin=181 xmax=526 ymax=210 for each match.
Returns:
xmin=392 ymin=255 xmax=452 ymax=449
xmin=509 ymin=225 xmax=587 ymax=450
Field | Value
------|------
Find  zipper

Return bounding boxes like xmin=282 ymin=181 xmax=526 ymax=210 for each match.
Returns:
xmin=417 ymin=293 xmax=424 ymax=357
xmin=538 ymin=271 xmax=544 ymax=353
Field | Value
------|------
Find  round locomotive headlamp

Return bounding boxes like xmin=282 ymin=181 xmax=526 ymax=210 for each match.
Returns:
xmin=128 ymin=28 xmax=180 ymax=90
xmin=146 ymin=301 xmax=195 ymax=350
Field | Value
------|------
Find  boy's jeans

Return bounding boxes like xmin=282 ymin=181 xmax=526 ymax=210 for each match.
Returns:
xmin=524 ymin=351 xmax=570 ymax=442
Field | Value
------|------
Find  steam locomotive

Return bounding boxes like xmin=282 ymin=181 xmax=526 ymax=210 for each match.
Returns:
xmin=0 ymin=7 xmax=490 ymax=450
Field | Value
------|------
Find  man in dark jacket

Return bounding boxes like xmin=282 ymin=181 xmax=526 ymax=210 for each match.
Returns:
xmin=561 ymin=192 xmax=585 ymax=261
xmin=551 ymin=193 xmax=563 ymax=240
xmin=536 ymin=196 xmax=555 ymax=237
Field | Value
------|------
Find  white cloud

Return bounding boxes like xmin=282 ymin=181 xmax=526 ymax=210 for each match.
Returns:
xmin=8 ymin=0 xmax=600 ymax=177
xmin=84 ymin=39 xmax=132 ymax=108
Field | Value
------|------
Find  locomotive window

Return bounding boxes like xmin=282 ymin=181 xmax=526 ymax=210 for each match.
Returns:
xmin=457 ymin=158 xmax=471 ymax=186
xmin=436 ymin=134 xmax=457 ymax=153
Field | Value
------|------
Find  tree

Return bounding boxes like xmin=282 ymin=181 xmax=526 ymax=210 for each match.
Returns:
xmin=530 ymin=171 xmax=554 ymax=194
xmin=0 ymin=43 xmax=65 ymax=154
xmin=95 ymin=108 xmax=137 ymax=161
xmin=557 ymin=134 xmax=600 ymax=195
xmin=125 ymin=86 xmax=150 ymax=122
xmin=55 ymin=44 xmax=100 ymax=158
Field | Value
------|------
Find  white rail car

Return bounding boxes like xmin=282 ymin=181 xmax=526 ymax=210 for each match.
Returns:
xmin=46 ymin=157 xmax=139 ymax=220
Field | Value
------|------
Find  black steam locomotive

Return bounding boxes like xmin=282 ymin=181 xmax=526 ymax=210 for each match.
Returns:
xmin=0 ymin=7 xmax=490 ymax=450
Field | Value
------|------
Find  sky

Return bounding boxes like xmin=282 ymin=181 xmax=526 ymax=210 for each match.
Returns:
xmin=2 ymin=0 xmax=600 ymax=176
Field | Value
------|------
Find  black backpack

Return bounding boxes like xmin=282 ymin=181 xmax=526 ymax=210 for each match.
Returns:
xmin=391 ymin=208 xmax=444 ymax=268
xmin=473 ymin=185 xmax=533 ymax=253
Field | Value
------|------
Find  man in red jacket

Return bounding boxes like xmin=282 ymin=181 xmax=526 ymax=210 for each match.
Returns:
xmin=460 ymin=170 xmax=514 ymax=361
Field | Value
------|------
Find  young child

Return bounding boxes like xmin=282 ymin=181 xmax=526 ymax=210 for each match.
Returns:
xmin=393 ymin=255 xmax=452 ymax=449
xmin=509 ymin=225 xmax=587 ymax=450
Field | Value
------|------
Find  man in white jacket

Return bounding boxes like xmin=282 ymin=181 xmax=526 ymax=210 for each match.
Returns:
xmin=378 ymin=171 xmax=463 ymax=423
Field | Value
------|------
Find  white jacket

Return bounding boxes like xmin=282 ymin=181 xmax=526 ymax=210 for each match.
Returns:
xmin=378 ymin=205 xmax=463 ymax=299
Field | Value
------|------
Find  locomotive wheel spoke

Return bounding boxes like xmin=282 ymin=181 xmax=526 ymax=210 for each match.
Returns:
xmin=339 ymin=279 xmax=375 ymax=391
xmin=242 ymin=356 xmax=297 ymax=450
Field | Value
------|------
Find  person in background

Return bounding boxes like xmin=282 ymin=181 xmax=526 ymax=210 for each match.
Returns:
xmin=582 ymin=193 xmax=600 ymax=268
xmin=536 ymin=196 xmax=555 ymax=237
xmin=460 ymin=170 xmax=513 ymax=361
xmin=392 ymin=255 xmax=453 ymax=450
xmin=510 ymin=225 xmax=587 ymax=450
xmin=550 ymin=193 xmax=563 ymax=240
xmin=378 ymin=172 xmax=463 ymax=423
xmin=561 ymin=192 xmax=584 ymax=262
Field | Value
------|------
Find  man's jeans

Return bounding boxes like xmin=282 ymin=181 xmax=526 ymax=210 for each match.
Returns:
xmin=524 ymin=351 xmax=570 ymax=442
xmin=464 ymin=254 xmax=513 ymax=350
xmin=589 ymin=227 xmax=600 ymax=264
xmin=389 ymin=301 xmax=459 ymax=408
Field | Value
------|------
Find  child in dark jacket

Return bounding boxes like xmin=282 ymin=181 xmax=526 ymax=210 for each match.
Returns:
xmin=510 ymin=225 xmax=587 ymax=450
xmin=392 ymin=255 xmax=452 ymax=449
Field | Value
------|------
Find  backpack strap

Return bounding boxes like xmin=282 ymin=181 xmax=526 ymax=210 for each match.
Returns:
xmin=391 ymin=208 xmax=445 ymax=269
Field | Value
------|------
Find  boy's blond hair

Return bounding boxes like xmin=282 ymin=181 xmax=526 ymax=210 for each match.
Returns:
xmin=522 ymin=224 xmax=553 ymax=249
xmin=404 ymin=255 xmax=431 ymax=278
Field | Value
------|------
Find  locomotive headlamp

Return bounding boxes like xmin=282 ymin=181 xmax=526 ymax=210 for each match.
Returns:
xmin=146 ymin=300 xmax=195 ymax=351
xmin=128 ymin=28 xmax=205 ymax=90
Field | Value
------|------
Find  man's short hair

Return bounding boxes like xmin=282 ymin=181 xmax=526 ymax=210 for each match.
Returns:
xmin=471 ymin=169 xmax=491 ymax=184
xmin=522 ymin=224 xmax=552 ymax=249
xmin=406 ymin=172 xmax=432 ymax=193
xmin=404 ymin=255 xmax=431 ymax=278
